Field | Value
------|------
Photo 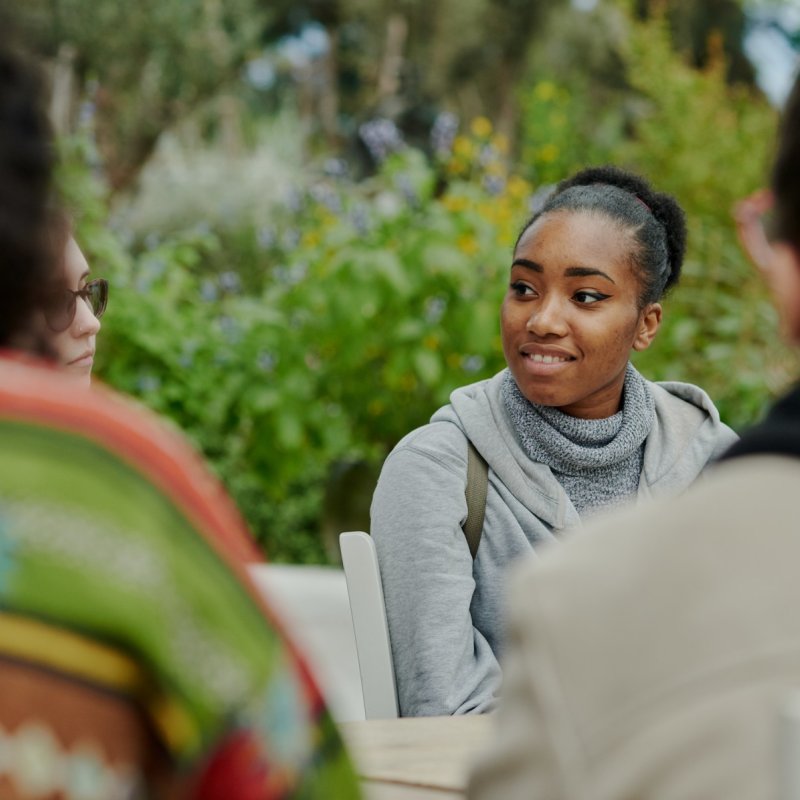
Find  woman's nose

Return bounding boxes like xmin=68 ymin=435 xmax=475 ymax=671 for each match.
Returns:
xmin=73 ymin=297 xmax=101 ymax=337
xmin=526 ymin=296 xmax=568 ymax=337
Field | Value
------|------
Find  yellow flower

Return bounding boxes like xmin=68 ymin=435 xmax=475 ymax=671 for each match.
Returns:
xmin=442 ymin=195 xmax=469 ymax=213
xmin=470 ymin=116 xmax=493 ymax=139
xmin=492 ymin=133 xmax=510 ymax=154
xmin=399 ymin=373 xmax=418 ymax=391
xmin=506 ymin=175 xmax=531 ymax=199
xmin=318 ymin=209 xmax=336 ymax=229
xmin=457 ymin=234 xmax=479 ymax=255
xmin=368 ymin=399 xmax=385 ymax=416
xmin=537 ymin=143 xmax=560 ymax=164
xmin=302 ymin=231 xmax=320 ymax=247
xmin=485 ymin=160 xmax=506 ymax=177
xmin=423 ymin=334 xmax=440 ymax=350
xmin=446 ymin=353 xmax=462 ymax=369
xmin=453 ymin=136 xmax=474 ymax=158
xmin=494 ymin=203 xmax=513 ymax=223
xmin=534 ymin=81 xmax=557 ymax=102
xmin=447 ymin=159 xmax=465 ymax=176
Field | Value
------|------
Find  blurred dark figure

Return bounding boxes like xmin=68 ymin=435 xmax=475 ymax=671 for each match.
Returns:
xmin=468 ymin=72 xmax=800 ymax=800
xmin=0 ymin=39 xmax=360 ymax=800
xmin=0 ymin=40 xmax=54 ymax=350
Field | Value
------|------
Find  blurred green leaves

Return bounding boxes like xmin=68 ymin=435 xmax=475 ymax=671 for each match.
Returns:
xmin=54 ymin=3 xmax=799 ymax=563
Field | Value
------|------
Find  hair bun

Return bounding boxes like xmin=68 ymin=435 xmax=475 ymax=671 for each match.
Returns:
xmin=557 ymin=165 xmax=687 ymax=289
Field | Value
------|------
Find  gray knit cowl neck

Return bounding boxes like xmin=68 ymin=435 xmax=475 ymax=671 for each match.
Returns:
xmin=501 ymin=363 xmax=655 ymax=517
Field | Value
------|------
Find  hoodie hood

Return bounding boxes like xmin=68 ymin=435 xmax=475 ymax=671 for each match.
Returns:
xmin=431 ymin=368 xmax=737 ymax=528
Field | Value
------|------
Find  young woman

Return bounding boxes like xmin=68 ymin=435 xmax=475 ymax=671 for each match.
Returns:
xmin=370 ymin=165 xmax=738 ymax=717
xmin=44 ymin=233 xmax=108 ymax=385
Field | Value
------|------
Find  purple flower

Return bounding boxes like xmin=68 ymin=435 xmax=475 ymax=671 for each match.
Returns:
xmin=462 ymin=355 xmax=485 ymax=373
xmin=431 ymin=111 xmax=459 ymax=157
xmin=219 ymin=271 xmax=242 ymax=294
xmin=136 ymin=374 xmax=162 ymax=394
xmin=257 ymin=351 xmax=277 ymax=373
xmin=396 ymin=175 xmax=419 ymax=208
xmin=310 ymin=183 xmax=342 ymax=214
xmin=200 ymin=279 xmax=218 ymax=302
xmin=425 ymin=296 xmax=447 ymax=324
xmin=350 ymin=205 xmax=371 ymax=235
xmin=359 ymin=118 xmax=405 ymax=164
xmin=257 ymin=226 xmax=276 ymax=250
xmin=323 ymin=158 xmax=348 ymax=178
xmin=483 ymin=175 xmax=506 ymax=196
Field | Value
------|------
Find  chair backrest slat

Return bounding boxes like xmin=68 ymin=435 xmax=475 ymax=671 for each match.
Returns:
xmin=339 ymin=531 xmax=399 ymax=719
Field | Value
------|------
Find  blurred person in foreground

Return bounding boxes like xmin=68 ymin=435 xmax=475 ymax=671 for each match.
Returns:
xmin=0 ymin=44 xmax=359 ymax=799
xmin=468 ymin=72 xmax=800 ymax=800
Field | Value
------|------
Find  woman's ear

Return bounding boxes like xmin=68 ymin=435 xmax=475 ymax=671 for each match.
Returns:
xmin=766 ymin=242 xmax=800 ymax=344
xmin=632 ymin=303 xmax=662 ymax=352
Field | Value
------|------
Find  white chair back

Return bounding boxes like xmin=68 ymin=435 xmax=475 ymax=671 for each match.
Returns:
xmin=249 ymin=563 xmax=365 ymax=721
xmin=339 ymin=531 xmax=399 ymax=719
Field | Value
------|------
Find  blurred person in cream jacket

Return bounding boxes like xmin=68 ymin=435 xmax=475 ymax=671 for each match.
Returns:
xmin=468 ymin=72 xmax=800 ymax=800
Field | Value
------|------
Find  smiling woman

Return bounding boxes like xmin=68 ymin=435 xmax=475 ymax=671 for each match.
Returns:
xmin=370 ymin=165 xmax=739 ymax=718
xmin=503 ymin=211 xmax=660 ymax=419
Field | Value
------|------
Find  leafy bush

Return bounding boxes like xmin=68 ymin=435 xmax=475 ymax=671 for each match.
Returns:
xmin=62 ymin=7 xmax=791 ymax=563
xmin=612 ymin=13 xmax=795 ymax=428
xmin=80 ymin=123 xmax=531 ymax=562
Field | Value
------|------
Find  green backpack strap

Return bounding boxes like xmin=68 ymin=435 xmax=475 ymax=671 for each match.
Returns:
xmin=463 ymin=440 xmax=488 ymax=559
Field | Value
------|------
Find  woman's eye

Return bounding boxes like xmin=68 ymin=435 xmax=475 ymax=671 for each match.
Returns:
xmin=510 ymin=281 xmax=535 ymax=297
xmin=574 ymin=290 xmax=609 ymax=305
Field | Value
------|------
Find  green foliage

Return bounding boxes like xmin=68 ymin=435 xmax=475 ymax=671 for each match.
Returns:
xmin=80 ymin=126 xmax=530 ymax=562
xmin=18 ymin=0 xmax=268 ymax=190
xmin=519 ymin=77 xmax=624 ymax=185
xmin=54 ymin=2 xmax=796 ymax=563
xmin=611 ymin=11 xmax=796 ymax=428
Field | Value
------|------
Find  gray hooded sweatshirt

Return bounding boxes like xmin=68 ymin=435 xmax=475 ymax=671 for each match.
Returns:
xmin=370 ymin=368 xmax=738 ymax=717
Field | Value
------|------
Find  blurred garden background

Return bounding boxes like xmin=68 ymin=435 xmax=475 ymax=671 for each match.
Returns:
xmin=12 ymin=0 xmax=800 ymax=562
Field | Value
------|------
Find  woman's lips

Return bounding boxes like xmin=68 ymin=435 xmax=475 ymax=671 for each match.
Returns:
xmin=68 ymin=350 xmax=94 ymax=367
xmin=519 ymin=346 xmax=575 ymax=374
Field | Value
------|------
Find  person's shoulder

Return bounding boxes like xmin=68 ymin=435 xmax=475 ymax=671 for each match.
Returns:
xmin=650 ymin=378 xmax=721 ymax=421
xmin=443 ymin=370 xmax=508 ymax=417
xmin=505 ymin=454 xmax=800 ymax=789
xmin=387 ymin=417 xmax=470 ymax=474
xmin=388 ymin=373 xmax=506 ymax=463
xmin=515 ymin=454 xmax=799 ymax=595
xmin=646 ymin=377 xmax=738 ymax=465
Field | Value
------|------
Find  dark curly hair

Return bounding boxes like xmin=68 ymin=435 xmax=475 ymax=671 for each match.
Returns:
xmin=0 ymin=43 xmax=55 ymax=348
xmin=515 ymin=166 xmax=687 ymax=307
xmin=772 ymin=77 xmax=800 ymax=249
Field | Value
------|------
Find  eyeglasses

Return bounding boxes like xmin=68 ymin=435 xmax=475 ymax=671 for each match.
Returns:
xmin=44 ymin=278 xmax=109 ymax=333
xmin=733 ymin=189 xmax=777 ymax=273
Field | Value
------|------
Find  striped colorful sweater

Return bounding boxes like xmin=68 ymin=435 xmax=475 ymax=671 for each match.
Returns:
xmin=0 ymin=354 xmax=360 ymax=799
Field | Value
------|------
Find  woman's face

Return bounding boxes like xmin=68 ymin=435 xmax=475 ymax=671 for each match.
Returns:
xmin=501 ymin=210 xmax=661 ymax=419
xmin=50 ymin=237 xmax=101 ymax=385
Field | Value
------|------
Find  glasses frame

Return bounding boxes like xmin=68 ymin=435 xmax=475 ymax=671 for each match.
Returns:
xmin=44 ymin=278 xmax=109 ymax=333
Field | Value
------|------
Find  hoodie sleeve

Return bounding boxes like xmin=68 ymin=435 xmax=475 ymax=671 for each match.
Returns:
xmin=370 ymin=424 xmax=502 ymax=716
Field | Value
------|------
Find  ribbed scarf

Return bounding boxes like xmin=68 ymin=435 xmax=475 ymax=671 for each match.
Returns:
xmin=501 ymin=363 xmax=655 ymax=516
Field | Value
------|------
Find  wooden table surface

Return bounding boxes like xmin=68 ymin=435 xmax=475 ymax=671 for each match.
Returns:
xmin=341 ymin=715 xmax=493 ymax=799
